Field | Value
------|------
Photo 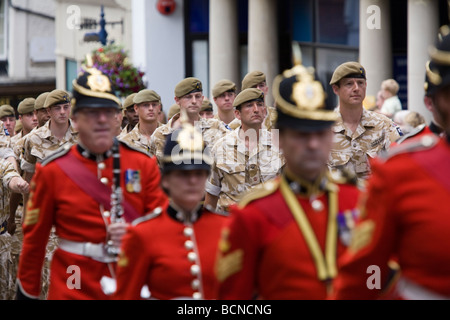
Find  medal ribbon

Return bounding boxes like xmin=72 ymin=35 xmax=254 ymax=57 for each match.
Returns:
xmin=280 ymin=176 xmax=338 ymax=281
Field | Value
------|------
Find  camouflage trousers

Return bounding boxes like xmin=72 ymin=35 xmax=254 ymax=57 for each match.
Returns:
xmin=0 ymin=233 xmax=15 ymax=300
xmin=8 ymin=206 xmax=24 ymax=300
xmin=40 ymin=229 xmax=59 ymax=300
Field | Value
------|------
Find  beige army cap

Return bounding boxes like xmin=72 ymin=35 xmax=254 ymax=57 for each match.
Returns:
xmin=201 ymin=98 xmax=214 ymax=112
xmin=329 ymin=61 xmax=366 ymax=85
xmin=212 ymin=79 xmax=236 ymax=98
xmin=167 ymin=104 xmax=180 ymax=120
xmin=134 ymin=89 xmax=161 ymax=104
xmin=44 ymin=89 xmax=71 ymax=109
xmin=34 ymin=92 xmax=50 ymax=111
xmin=123 ymin=93 xmax=137 ymax=110
xmin=233 ymin=88 xmax=265 ymax=109
xmin=174 ymin=77 xmax=202 ymax=98
xmin=242 ymin=71 xmax=266 ymax=90
xmin=18 ymin=98 xmax=36 ymax=115
xmin=0 ymin=105 xmax=15 ymax=118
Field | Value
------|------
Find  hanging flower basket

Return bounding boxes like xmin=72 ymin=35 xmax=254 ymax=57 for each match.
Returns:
xmin=84 ymin=44 xmax=146 ymax=98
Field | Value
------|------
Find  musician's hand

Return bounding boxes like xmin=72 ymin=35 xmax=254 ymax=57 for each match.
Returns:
xmin=107 ymin=222 xmax=130 ymax=248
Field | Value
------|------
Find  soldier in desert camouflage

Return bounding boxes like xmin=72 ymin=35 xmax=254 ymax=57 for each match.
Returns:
xmin=150 ymin=77 xmax=228 ymax=167
xmin=204 ymin=88 xmax=285 ymax=213
xmin=328 ymin=62 xmax=402 ymax=184
xmin=119 ymin=89 xmax=163 ymax=155
xmin=7 ymin=97 xmax=39 ymax=299
xmin=0 ymin=158 xmax=29 ymax=300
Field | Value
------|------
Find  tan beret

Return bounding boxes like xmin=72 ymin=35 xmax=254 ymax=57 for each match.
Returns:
xmin=44 ymin=89 xmax=71 ymax=109
xmin=123 ymin=93 xmax=137 ymax=110
xmin=35 ymin=92 xmax=50 ymax=110
xmin=15 ymin=119 xmax=23 ymax=133
xmin=329 ymin=61 xmax=366 ymax=85
xmin=167 ymin=104 xmax=180 ymax=120
xmin=18 ymin=98 xmax=36 ymax=115
xmin=134 ymin=89 xmax=161 ymax=104
xmin=0 ymin=105 xmax=15 ymax=118
xmin=233 ymin=88 xmax=265 ymax=108
xmin=242 ymin=71 xmax=266 ymax=90
xmin=201 ymin=98 xmax=214 ymax=112
xmin=174 ymin=77 xmax=202 ymax=98
xmin=212 ymin=79 xmax=236 ymax=98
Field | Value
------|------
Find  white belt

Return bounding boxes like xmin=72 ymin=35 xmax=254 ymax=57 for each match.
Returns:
xmin=58 ymin=238 xmax=117 ymax=263
xmin=396 ymin=277 xmax=450 ymax=300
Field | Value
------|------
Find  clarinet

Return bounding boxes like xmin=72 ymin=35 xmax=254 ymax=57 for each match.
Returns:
xmin=105 ymin=138 xmax=124 ymax=256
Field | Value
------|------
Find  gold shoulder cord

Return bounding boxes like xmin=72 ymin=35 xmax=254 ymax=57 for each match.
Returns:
xmin=279 ymin=176 xmax=338 ymax=282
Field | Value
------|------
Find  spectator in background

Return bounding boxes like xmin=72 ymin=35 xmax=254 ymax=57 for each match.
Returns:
xmin=393 ymin=110 xmax=413 ymax=135
xmin=380 ymin=79 xmax=402 ymax=119
xmin=375 ymin=90 xmax=385 ymax=113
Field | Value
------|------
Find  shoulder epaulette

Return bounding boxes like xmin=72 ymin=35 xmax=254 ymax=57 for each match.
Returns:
xmin=381 ymin=134 xmax=439 ymax=161
xmin=203 ymin=204 xmax=229 ymax=217
xmin=328 ymin=169 xmax=358 ymax=186
xmin=41 ymin=144 xmax=72 ymax=166
xmin=395 ymin=124 xmax=426 ymax=145
xmin=119 ymin=140 xmax=152 ymax=157
xmin=132 ymin=207 xmax=163 ymax=226
xmin=237 ymin=179 xmax=280 ymax=209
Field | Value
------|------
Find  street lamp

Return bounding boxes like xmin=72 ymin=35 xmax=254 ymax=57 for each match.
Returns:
xmin=82 ymin=5 xmax=123 ymax=46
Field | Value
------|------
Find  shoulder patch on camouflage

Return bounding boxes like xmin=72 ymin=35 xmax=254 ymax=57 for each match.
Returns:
xmin=381 ymin=134 xmax=439 ymax=161
xmin=237 ymin=179 xmax=280 ymax=209
xmin=119 ymin=140 xmax=152 ymax=157
xmin=204 ymin=204 xmax=229 ymax=217
xmin=41 ymin=144 xmax=72 ymax=166
xmin=395 ymin=124 xmax=427 ymax=145
xmin=131 ymin=207 xmax=163 ymax=226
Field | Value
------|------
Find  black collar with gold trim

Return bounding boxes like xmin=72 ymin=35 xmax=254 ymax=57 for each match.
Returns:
xmin=167 ymin=201 xmax=204 ymax=223
xmin=283 ymin=169 xmax=330 ymax=198
xmin=77 ymin=143 xmax=113 ymax=162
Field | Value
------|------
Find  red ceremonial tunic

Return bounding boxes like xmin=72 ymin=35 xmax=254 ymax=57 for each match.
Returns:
xmin=217 ymin=175 xmax=360 ymax=300
xmin=332 ymin=135 xmax=450 ymax=299
xmin=17 ymin=143 xmax=168 ymax=300
xmin=113 ymin=204 xmax=229 ymax=300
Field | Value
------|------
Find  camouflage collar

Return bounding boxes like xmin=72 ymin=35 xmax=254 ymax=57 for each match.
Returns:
xmin=332 ymin=107 xmax=376 ymax=133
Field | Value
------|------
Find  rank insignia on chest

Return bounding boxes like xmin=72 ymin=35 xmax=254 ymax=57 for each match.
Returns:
xmin=125 ymin=169 xmax=142 ymax=193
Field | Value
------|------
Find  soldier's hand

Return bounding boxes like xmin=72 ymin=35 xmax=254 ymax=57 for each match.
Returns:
xmin=9 ymin=177 xmax=30 ymax=194
xmin=107 ymin=222 xmax=130 ymax=248
xmin=16 ymin=179 xmax=30 ymax=194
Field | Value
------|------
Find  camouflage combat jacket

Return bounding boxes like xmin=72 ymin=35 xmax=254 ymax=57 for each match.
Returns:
xmin=206 ymin=127 xmax=285 ymax=213
xmin=119 ymin=122 xmax=162 ymax=156
xmin=328 ymin=107 xmax=402 ymax=183
xmin=21 ymin=120 xmax=78 ymax=173
xmin=150 ymin=113 xmax=229 ymax=166
xmin=0 ymin=159 xmax=20 ymax=224
xmin=213 ymin=115 xmax=241 ymax=131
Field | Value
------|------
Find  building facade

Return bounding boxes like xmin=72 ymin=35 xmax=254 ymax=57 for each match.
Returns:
xmin=2 ymin=0 xmax=449 ymax=123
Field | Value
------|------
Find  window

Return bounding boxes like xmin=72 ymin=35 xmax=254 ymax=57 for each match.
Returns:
xmin=292 ymin=0 xmax=360 ymax=107
xmin=66 ymin=59 xmax=78 ymax=92
xmin=185 ymin=0 xmax=248 ymax=96
xmin=0 ymin=0 xmax=7 ymax=60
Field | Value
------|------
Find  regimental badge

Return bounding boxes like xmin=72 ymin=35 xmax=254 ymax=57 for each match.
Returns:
xmin=125 ymin=169 xmax=142 ymax=193
xmin=292 ymin=67 xmax=325 ymax=111
xmin=87 ymin=73 xmax=112 ymax=93
xmin=177 ymin=124 xmax=204 ymax=152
